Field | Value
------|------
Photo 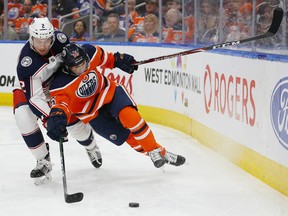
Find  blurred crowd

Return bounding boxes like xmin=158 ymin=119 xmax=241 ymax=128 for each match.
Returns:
xmin=0 ymin=0 xmax=286 ymax=49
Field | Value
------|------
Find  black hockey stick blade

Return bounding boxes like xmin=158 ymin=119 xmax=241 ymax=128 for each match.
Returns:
xmin=65 ymin=192 xmax=84 ymax=203
xmin=267 ymin=7 xmax=283 ymax=35
xmin=133 ymin=7 xmax=284 ymax=66
xmin=59 ymin=138 xmax=84 ymax=204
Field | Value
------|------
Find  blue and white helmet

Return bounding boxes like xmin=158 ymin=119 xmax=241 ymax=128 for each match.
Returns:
xmin=29 ymin=17 xmax=55 ymax=49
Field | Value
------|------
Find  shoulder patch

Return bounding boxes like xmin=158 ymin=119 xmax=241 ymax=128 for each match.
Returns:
xmin=57 ymin=33 xmax=68 ymax=43
xmin=21 ymin=56 xmax=32 ymax=67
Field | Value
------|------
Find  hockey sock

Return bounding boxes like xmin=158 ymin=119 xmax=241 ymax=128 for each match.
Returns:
xmin=118 ymin=106 xmax=159 ymax=153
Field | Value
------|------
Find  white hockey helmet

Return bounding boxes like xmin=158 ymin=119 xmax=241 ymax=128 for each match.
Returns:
xmin=29 ymin=17 xmax=55 ymax=48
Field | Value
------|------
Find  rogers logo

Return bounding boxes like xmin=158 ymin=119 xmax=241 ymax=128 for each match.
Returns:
xmin=203 ymin=65 xmax=256 ymax=126
xmin=270 ymin=77 xmax=288 ymax=150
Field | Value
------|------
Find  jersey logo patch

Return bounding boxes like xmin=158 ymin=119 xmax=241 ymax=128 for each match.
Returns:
xmin=57 ymin=33 xmax=67 ymax=43
xmin=76 ymin=72 xmax=98 ymax=98
xmin=21 ymin=56 xmax=32 ymax=67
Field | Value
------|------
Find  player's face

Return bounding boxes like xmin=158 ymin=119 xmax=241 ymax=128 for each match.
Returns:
xmin=32 ymin=37 xmax=52 ymax=55
xmin=70 ymin=60 xmax=87 ymax=76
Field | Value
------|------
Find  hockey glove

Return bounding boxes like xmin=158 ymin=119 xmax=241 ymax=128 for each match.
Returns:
xmin=114 ymin=52 xmax=138 ymax=74
xmin=46 ymin=108 xmax=68 ymax=141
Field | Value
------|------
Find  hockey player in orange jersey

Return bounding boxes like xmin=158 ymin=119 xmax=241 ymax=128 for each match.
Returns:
xmin=47 ymin=43 xmax=186 ymax=168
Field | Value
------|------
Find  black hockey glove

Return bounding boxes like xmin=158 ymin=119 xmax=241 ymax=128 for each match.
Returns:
xmin=46 ymin=108 xmax=68 ymax=141
xmin=114 ymin=52 xmax=138 ymax=74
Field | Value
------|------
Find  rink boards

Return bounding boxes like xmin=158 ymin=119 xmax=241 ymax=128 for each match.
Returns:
xmin=0 ymin=42 xmax=288 ymax=196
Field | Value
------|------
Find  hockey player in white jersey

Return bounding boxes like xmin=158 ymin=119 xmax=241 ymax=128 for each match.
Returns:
xmin=13 ymin=17 xmax=102 ymax=185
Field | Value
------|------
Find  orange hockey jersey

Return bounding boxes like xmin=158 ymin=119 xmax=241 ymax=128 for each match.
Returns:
xmin=50 ymin=44 xmax=116 ymax=124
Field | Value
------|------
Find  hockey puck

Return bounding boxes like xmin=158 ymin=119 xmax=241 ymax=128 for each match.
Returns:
xmin=129 ymin=202 xmax=139 ymax=208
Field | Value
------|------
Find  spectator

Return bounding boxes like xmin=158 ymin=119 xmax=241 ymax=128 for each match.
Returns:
xmin=20 ymin=0 xmax=39 ymax=18
xmin=184 ymin=0 xmax=194 ymax=17
xmin=49 ymin=0 xmax=60 ymax=29
xmin=73 ymin=0 xmax=107 ymax=18
xmin=184 ymin=15 xmax=194 ymax=43
xmin=0 ymin=15 xmax=19 ymax=40
xmin=13 ymin=0 xmax=40 ymax=40
xmin=31 ymin=1 xmax=47 ymax=17
xmin=119 ymin=0 xmax=139 ymax=29
xmin=13 ymin=17 xmax=33 ymax=40
xmin=165 ymin=0 xmax=181 ymax=12
xmin=162 ymin=0 xmax=182 ymax=27
xmin=223 ymin=1 xmax=244 ymax=41
xmin=198 ymin=0 xmax=219 ymax=43
xmin=255 ymin=2 xmax=275 ymax=46
xmin=96 ymin=20 xmax=110 ymax=41
xmin=102 ymin=13 xmax=126 ymax=42
xmin=140 ymin=0 xmax=159 ymax=17
xmin=224 ymin=0 xmax=244 ymax=9
xmin=0 ymin=1 xmax=3 ymax=15
xmin=53 ymin=0 xmax=74 ymax=17
xmin=163 ymin=8 xmax=182 ymax=30
xmin=162 ymin=8 xmax=183 ymax=44
xmin=129 ymin=14 xmax=159 ymax=43
xmin=239 ymin=2 xmax=253 ymax=35
xmin=70 ymin=20 xmax=90 ymax=42
xmin=6 ymin=0 xmax=23 ymax=26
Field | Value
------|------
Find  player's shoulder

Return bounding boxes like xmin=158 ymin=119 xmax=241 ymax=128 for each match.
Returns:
xmin=54 ymin=30 xmax=69 ymax=45
xmin=18 ymin=41 xmax=34 ymax=58
xmin=50 ymin=30 xmax=70 ymax=55
xmin=17 ymin=42 xmax=38 ymax=72
xmin=82 ymin=43 xmax=96 ymax=51
xmin=50 ymin=70 xmax=76 ymax=91
xmin=81 ymin=43 xmax=101 ymax=59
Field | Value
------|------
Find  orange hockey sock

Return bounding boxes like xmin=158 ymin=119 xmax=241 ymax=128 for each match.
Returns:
xmin=126 ymin=133 xmax=147 ymax=155
xmin=118 ymin=106 xmax=159 ymax=152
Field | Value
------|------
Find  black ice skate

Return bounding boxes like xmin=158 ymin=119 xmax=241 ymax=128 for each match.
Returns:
xmin=30 ymin=144 xmax=52 ymax=185
xmin=86 ymin=145 xmax=102 ymax=168
xmin=149 ymin=147 xmax=166 ymax=168
xmin=164 ymin=151 xmax=186 ymax=166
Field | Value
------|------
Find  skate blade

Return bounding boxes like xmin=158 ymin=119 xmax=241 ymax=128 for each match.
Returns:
xmin=34 ymin=172 xmax=52 ymax=185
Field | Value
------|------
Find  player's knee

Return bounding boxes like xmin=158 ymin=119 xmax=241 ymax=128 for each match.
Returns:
xmin=67 ymin=121 xmax=93 ymax=142
xmin=14 ymin=105 xmax=39 ymax=133
xmin=13 ymin=88 xmax=27 ymax=113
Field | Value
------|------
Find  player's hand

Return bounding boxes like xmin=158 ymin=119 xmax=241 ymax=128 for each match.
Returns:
xmin=46 ymin=108 xmax=68 ymax=141
xmin=114 ymin=52 xmax=138 ymax=74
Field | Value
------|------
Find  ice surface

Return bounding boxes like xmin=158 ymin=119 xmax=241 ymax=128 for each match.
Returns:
xmin=0 ymin=106 xmax=288 ymax=216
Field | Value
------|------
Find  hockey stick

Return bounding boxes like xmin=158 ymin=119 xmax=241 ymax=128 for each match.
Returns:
xmin=59 ymin=138 xmax=84 ymax=203
xmin=133 ymin=7 xmax=283 ymax=66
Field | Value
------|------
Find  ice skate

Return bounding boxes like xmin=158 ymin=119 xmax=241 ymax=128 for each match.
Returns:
xmin=149 ymin=147 xmax=166 ymax=168
xmin=164 ymin=151 xmax=186 ymax=166
xmin=30 ymin=146 xmax=52 ymax=185
xmin=86 ymin=145 xmax=102 ymax=168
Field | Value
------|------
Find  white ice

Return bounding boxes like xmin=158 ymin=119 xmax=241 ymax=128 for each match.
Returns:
xmin=0 ymin=106 xmax=288 ymax=216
